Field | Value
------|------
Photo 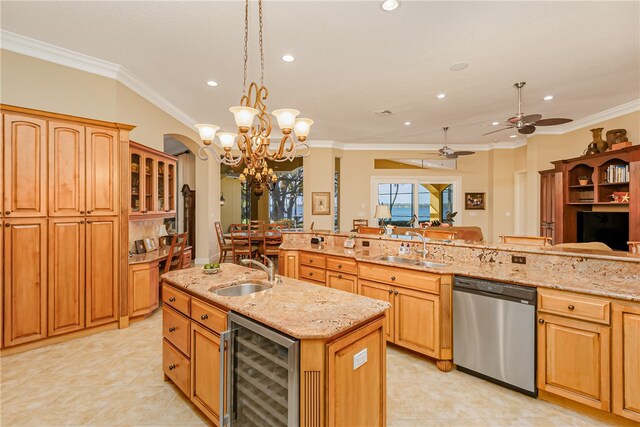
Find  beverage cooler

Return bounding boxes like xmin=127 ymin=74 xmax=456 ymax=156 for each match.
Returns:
xmin=220 ymin=312 xmax=300 ymax=426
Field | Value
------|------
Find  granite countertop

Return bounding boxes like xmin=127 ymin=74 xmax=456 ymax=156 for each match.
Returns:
xmin=281 ymin=243 xmax=640 ymax=302
xmin=129 ymin=246 xmax=192 ymax=265
xmin=161 ymin=263 xmax=389 ymax=339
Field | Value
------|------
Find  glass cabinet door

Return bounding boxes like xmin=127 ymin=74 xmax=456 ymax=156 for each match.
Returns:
xmin=157 ymin=159 xmax=166 ymax=213
xmin=143 ymin=156 xmax=155 ymax=213
xmin=130 ymin=151 xmax=142 ymax=214
xmin=167 ymin=161 xmax=176 ymax=214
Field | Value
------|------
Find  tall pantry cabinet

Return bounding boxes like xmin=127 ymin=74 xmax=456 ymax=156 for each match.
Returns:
xmin=1 ymin=105 xmax=133 ymax=351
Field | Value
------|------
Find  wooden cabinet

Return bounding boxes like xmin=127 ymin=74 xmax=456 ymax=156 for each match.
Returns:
xmin=394 ymin=287 xmax=439 ymax=357
xmin=359 ymin=280 xmax=394 ymax=341
xmin=190 ymin=321 xmax=223 ymax=425
xmin=128 ymin=262 xmax=160 ymax=318
xmin=48 ymin=122 xmax=85 ymax=216
xmin=167 ymin=161 xmax=177 ymax=214
xmin=163 ymin=338 xmax=190 ymax=396
xmin=278 ymin=250 xmax=299 ymax=279
xmin=129 ymin=142 xmax=177 ymax=217
xmin=326 ymin=272 xmax=357 ymax=294
xmin=86 ymin=216 xmax=119 ymax=327
xmin=539 ymin=169 xmax=556 ymax=243
xmin=612 ymin=303 xmax=640 ymax=422
xmin=3 ymin=218 xmax=47 ymax=347
xmin=48 ymin=218 xmax=85 ymax=336
xmin=3 ymin=114 xmax=47 ymax=217
xmin=86 ymin=127 xmax=118 ymax=216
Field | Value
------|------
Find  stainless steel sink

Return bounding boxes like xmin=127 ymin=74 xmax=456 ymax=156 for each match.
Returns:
xmin=374 ymin=255 xmax=449 ymax=269
xmin=213 ymin=283 xmax=271 ymax=297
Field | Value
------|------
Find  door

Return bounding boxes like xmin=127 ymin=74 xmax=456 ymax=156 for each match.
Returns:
xmin=394 ymin=287 xmax=439 ymax=357
xmin=190 ymin=322 xmax=222 ymax=424
xmin=128 ymin=262 xmax=160 ymax=317
xmin=612 ymin=303 xmax=640 ymax=422
xmin=167 ymin=160 xmax=177 ymax=214
xmin=358 ymin=280 xmax=394 ymax=341
xmin=86 ymin=127 xmax=118 ymax=216
xmin=86 ymin=216 xmax=119 ymax=326
xmin=48 ymin=218 xmax=85 ymax=336
xmin=3 ymin=114 xmax=47 ymax=217
xmin=3 ymin=218 xmax=47 ymax=346
xmin=326 ymin=272 xmax=357 ymax=294
xmin=49 ymin=122 xmax=85 ymax=216
xmin=537 ymin=313 xmax=610 ymax=410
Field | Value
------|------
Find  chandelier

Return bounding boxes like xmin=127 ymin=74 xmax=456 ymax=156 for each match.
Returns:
xmin=195 ymin=0 xmax=313 ymax=194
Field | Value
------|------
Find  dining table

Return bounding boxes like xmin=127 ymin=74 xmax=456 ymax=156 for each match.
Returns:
xmin=223 ymin=230 xmax=282 ymax=242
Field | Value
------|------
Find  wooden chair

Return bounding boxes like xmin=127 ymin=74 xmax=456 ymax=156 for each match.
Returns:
xmin=163 ymin=233 xmax=188 ymax=274
xmin=352 ymin=218 xmax=368 ymax=230
xmin=500 ymin=235 xmax=552 ymax=246
xmin=358 ymin=226 xmax=384 ymax=235
xmin=214 ymin=221 xmax=232 ymax=263
xmin=627 ymin=241 xmax=640 ymax=254
xmin=230 ymin=224 xmax=259 ymax=263
xmin=275 ymin=219 xmax=292 ymax=230
xmin=421 ymin=229 xmax=457 ymax=240
xmin=260 ymin=223 xmax=283 ymax=260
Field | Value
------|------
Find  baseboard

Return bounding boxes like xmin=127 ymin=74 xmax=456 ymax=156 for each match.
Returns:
xmin=538 ymin=389 xmax=637 ymax=426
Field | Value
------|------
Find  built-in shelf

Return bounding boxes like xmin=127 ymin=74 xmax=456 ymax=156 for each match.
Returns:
xmin=568 ymin=184 xmax=594 ymax=189
xmin=599 ymin=181 xmax=629 ymax=186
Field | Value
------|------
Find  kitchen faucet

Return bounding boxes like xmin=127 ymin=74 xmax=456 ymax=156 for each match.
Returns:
xmin=241 ymin=256 xmax=278 ymax=283
xmin=405 ymin=231 xmax=429 ymax=258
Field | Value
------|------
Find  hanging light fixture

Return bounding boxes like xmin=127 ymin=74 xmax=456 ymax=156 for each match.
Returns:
xmin=195 ymin=0 xmax=313 ymax=195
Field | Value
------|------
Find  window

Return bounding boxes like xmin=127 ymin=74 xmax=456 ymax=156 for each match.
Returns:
xmin=377 ymin=183 xmax=414 ymax=225
xmin=268 ymin=167 xmax=304 ymax=228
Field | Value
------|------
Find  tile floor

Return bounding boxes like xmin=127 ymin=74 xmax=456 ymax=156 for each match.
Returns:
xmin=0 ymin=310 xmax=610 ymax=426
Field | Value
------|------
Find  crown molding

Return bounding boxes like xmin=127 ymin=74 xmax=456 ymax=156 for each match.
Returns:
xmin=534 ymin=99 xmax=640 ymax=135
xmin=1 ymin=30 xmax=197 ymax=129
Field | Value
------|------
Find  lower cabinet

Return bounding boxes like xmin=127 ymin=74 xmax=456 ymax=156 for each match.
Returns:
xmin=128 ymin=261 xmax=160 ymax=318
xmin=190 ymin=322 xmax=223 ymax=424
xmin=326 ymin=271 xmax=357 ymax=294
xmin=359 ymin=280 xmax=394 ymax=341
xmin=86 ymin=217 xmax=119 ymax=327
xmin=278 ymin=250 xmax=299 ymax=279
xmin=612 ymin=303 xmax=640 ymax=422
xmin=394 ymin=287 xmax=439 ymax=357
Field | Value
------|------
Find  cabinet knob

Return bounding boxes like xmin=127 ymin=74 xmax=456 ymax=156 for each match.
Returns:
xmin=80 ymin=220 xmax=85 ymax=224
xmin=80 ymin=210 xmax=85 ymax=214
xmin=337 ymin=264 xmax=342 ymax=268
xmin=388 ymin=289 xmax=393 ymax=294
xmin=169 ymin=297 xmax=176 ymax=302
xmin=309 ymin=272 xmax=313 ymax=276
xmin=168 ymin=364 xmax=176 ymax=371
xmin=568 ymin=305 xmax=575 ymax=311
xmin=391 ymin=276 xmax=396 ymax=281
xmin=201 ymin=314 xmax=208 ymax=320
xmin=168 ymin=327 xmax=176 ymax=333
xmin=394 ymin=290 xmax=399 ymax=295
xmin=309 ymin=259 xmax=313 ymax=263
xmin=87 ymin=210 xmax=92 ymax=214
xmin=538 ymin=318 xmax=545 ymax=324
xmin=337 ymin=274 xmax=342 ymax=279
xmin=5 ymin=211 xmax=10 ymax=215
xmin=4 ymin=223 xmax=9 ymax=227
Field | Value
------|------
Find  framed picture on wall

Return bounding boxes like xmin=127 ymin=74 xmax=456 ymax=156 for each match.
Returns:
xmin=465 ymin=192 xmax=486 ymax=210
xmin=312 ymin=192 xmax=331 ymax=215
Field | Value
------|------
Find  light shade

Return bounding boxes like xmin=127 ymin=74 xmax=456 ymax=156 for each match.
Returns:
xmin=294 ymin=118 xmax=314 ymax=139
xmin=158 ymin=224 xmax=169 ymax=237
xmin=374 ymin=204 xmax=391 ymax=219
xmin=229 ymin=106 xmax=259 ymax=128
xmin=194 ymin=124 xmax=219 ymax=144
xmin=272 ymin=109 xmax=300 ymax=130
xmin=217 ymin=132 xmax=237 ymax=149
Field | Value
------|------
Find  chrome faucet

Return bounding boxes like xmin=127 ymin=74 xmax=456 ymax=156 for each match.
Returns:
xmin=240 ymin=257 xmax=277 ymax=283
xmin=405 ymin=231 xmax=429 ymax=258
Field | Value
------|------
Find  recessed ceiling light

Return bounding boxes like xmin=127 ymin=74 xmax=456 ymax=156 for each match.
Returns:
xmin=404 ymin=121 xmax=411 ymax=126
xmin=282 ymin=54 xmax=295 ymax=63
xmin=492 ymin=121 xmax=500 ymax=126
xmin=381 ymin=0 xmax=399 ymax=11
xmin=543 ymin=95 xmax=554 ymax=101
xmin=206 ymin=80 xmax=218 ymax=87
xmin=493 ymin=138 xmax=498 ymax=142
xmin=436 ymin=93 xmax=446 ymax=99
xmin=510 ymin=135 xmax=518 ymax=138
xmin=449 ymin=62 xmax=469 ymax=71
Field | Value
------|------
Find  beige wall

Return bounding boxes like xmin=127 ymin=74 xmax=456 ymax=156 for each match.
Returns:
xmin=1 ymin=50 xmax=221 ymax=262
xmin=303 ymin=148 xmax=337 ymax=231
xmin=220 ymin=176 xmax=242 ymax=230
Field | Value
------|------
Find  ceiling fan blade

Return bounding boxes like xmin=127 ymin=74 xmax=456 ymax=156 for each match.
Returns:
xmin=507 ymin=116 xmax=520 ymax=124
xmin=483 ymin=127 xmax=513 ymax=136
xmin=445 ymin=154 xmax=458 ymax=159
xmin=534 ymin=118 xmax=573 ymax=126
xmin=453 ymin=151 xmax=475 ymax=156
xmin=522 ymin=114 xmax=542 ymax=123
xmin=518 ymin=125 xmax=536 ymax=135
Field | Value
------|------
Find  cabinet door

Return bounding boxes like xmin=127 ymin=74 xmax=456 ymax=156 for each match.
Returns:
xmin=49 ymin=122 xmax=85 ymax=216
xmin=394 ymin=287 xmax=439 ymax=357
xmin=3 ymin=218 xmax=47 ymax=346
xmin=190 ymin=322 xmax=222 ymax=425
xmin=612 ymin=303 xmax=640 ymax=422
xmin=157 ymin=158 xmax=167 ymax=213
xmin=358 ymin=280 xmax=394 ymax=341
xmin=48 ymin=218 xmax=85 ymax=336
xmin=130 ymin=148 xmax=143 ymax=216
xmin=278 ymin=250 xmax=299 ymax=279
xmin=86 ymin=216 xmax=119 ymax=326
xmin=326 ymin=272 xmax=357 ymax=294
xmin=3 ymin=114 xmax=47 ymax=217
xmin=537 ymin=313 xmax=610 ymax=410
xmin=167 ymin=160 xmax=177 ymax=214
xmin=85 ymin=127 xmax=118 ymax=216
xmin=128 ymin=262 xmax=160 ymax=318
xmin=142 ymin=154 xmax=156 ymax=214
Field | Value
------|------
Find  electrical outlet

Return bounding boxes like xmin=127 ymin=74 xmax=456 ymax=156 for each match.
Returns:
xmin=512 ymin=255 xmax=526 ymax=265
xmin=362 ymin=240 xmax=370 ymax=247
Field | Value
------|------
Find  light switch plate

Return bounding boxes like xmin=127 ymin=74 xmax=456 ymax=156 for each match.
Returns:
xmin=353 ymin=348 xmax=368 ymax=370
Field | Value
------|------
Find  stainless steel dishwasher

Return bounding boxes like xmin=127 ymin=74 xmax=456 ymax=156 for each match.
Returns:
xmin=453 ymin=276 xmax=537 ymax=396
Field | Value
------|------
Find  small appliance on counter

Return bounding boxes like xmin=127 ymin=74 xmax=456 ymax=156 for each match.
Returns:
xmin=310 ymin=235 xmax=324 ymax=245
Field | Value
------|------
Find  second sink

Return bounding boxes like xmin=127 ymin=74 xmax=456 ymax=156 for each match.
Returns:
xmin=375 ymin=255 xmax=449 ymax=269
xmin=213 ymin=283 xmax=271 ymax=297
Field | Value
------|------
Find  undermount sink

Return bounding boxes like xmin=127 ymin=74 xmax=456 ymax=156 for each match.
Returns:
xmin=375 ymin=255 xmax=449 ymax=269
xmin=213 ymin=283 xmax=271 ymax=297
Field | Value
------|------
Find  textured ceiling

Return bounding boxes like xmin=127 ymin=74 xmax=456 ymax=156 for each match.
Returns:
xmin=2 ymin=1 xmax=639 ymax=147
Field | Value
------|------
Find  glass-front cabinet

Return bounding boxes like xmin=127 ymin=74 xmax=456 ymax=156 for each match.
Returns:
xmin=130 ymin=150 xmax=142 ymax=215
xmin=157 ymin=159 xmax=166 ymax=213
xmin=129 ymin=141 xmax=178 ymax=218
xmin=167 ymin=162 xmax=176 ymax=214
xmin=143 ymin=156 xmax=155 ymax=214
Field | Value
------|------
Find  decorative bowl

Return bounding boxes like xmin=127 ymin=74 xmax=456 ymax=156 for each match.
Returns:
xmin=202 ymin=266 xmax=221 ymax=275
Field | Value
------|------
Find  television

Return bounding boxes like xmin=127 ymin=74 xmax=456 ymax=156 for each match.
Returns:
xmin=577 ymin=212 xmax=629 ymax=251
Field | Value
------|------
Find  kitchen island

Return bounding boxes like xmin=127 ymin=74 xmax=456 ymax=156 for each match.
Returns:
xmin=161 ymin=263 xmax=389 ymax=427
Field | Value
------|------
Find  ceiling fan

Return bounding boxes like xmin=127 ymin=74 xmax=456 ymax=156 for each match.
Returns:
xmin=422 ymin=127 xmax=475 ymax=159
xmin=484 ymin=82 xmax=573 ymax=136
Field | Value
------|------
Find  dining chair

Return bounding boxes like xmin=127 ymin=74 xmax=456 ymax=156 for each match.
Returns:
xmin=421 ymin=229 xmax=458 ymax=240
xmin=500 ymin=235 xmax=552 ymax=246
xmin=352 ymin=218 xmax=368 ymax=230
xmin=230 ymin=223 xmax=259 ymax=263
xmin=260 ymin=223 xmax=283 ymax=260
xmin=214 ymin=221 xmax=232 ymax=263
xmin=358 ymin=225 xmax=384 ymax=235
xmin=163 ymin=233 xmax=188 ymax=274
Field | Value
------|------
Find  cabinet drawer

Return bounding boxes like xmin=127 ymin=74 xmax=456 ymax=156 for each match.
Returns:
xmin=538 ymin=289 xmax=610 ymax=324
xmin=358 ymin=262 xmax=441 ymax=295
xmin=163 ymin=306 xmax=190 ymax=356
xmin=162 ymin=284 xmax=191 ymax=316
xmin=326 ymin=256 xmax=357 ymax=274
xmin=299 ymin=264 xmax=326 ymax=284
xmin=163 ymin=339 xmax=190 ymax=396
xmin=299 ymin=252 xmax=326 ymax=268
xmin=191 ymin=299 xmax=227 ymax=334
xmin=326 ymin=272 xmax=357 ymax=293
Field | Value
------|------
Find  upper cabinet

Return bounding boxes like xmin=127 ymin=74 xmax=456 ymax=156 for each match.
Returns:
xmin=3 ymin=114 xmax=47 ymax=217
xmin=86 ymin=127 xmax=119 ymax=216
xmin=48 ymin=122 xmax=85 ymax=216
xmin=129 ymin=141 xmax=177 ymax=219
